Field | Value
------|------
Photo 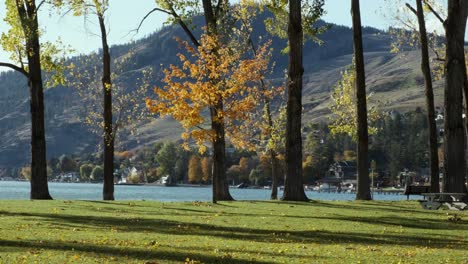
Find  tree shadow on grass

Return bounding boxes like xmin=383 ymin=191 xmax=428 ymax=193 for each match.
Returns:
xmin=253 ymin=200 xmax=434 ymax=215
xmin=155 ymin=204 xmax=467 ymax=232
xmin=0 ymin=210 xmax=466 ymax=250
xmin=0 ymin=239 xmax=270 ymax=264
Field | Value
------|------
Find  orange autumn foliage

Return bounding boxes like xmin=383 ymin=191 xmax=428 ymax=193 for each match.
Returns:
xmin=146 ymin=33 xmax=272 ymax=153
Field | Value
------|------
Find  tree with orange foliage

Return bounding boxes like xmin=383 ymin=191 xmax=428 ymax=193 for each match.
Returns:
xmin=188 ymin=155 xmax=203 ymax=183
xmin=201 ymin=157 xmax=212 ymax=183
xmin=146 ymin=32 xmax=272 ymax=201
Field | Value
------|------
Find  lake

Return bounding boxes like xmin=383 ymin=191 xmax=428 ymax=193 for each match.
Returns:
xmin=0 ymin=181 xmax=409 ymax=201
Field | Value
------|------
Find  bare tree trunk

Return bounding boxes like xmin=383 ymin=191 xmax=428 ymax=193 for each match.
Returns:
xmin=351 ymin=0 xmax=371 ymax=200
xmin=17 ymin=0 xmax=52 ymax=200
xmin=443 ymin=0 xmax=467 ymax=194
xmin=415 ymin=0 xmax=440 ymax=193
xmin=282 ymin=0 xmax=308 ymax=201
xmin=202 ymin=0 xmax=233 ymax=202
xmin=98 ymin=14 xmax=115 ymax=200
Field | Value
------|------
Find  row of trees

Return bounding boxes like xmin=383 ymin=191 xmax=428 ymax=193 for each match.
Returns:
xmin=349 ymin=0 xmax=468 ymax=199
xmin=1 ymin=0 xmax=467 ymax=201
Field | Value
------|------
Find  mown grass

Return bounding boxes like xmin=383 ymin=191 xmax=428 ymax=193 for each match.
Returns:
xmin=0 ymin=200 xmax=466 ymax=263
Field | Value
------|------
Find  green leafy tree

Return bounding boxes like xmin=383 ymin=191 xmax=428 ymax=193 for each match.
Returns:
xmin=59 ymin=155 xmax=78 ymax=173
xmin=0 ymin=0 xmax=68 ymax=199
xmin=155 ymin=142 xmax=178 ymax=185
xmin=91 ymin=166 xmax=104 ymax=182
xmin=80 ymin=164 xmax=94 ymax=181
xmin=263 ymin=0 xmax=328 ymax=52
xmin=329 ymin=63 xmax=380 ymax=141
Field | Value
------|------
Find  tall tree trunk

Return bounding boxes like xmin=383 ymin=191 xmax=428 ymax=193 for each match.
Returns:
xmin=17 ymin=0 xmax=52 ymax=199
xmin=282 ymin=0 xmax=308 ymax=201
xmin=210 ymin=103 xmax=233 ymax=202
xmin=351 ymin=0 xmax=371 ymax=200
xmin=202 ymin=0 xmax=233 ymax=202
xmin=415 ymin=0 xmax=440 ymax=193
xmin=98 ymin=14 xmax=115 ymax=200
xmin=270 ymin=149 xmax=280 ymax=200
xmin=443 ymin=0 xmax=467 ymax=194
xmin=264 ymin=95 xmax=279 ymax=200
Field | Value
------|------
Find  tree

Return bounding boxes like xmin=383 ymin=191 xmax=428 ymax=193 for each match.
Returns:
xmin=201 ymin=157 xmax=213 ymax=183
xmin=20 ymin=166 xmax=32 ymax=181
xmin=262 ymin=0 xmax=326 ymax=199
xmin=343 ymin=150 xmax=357 ymax=161
xmin=58 ymin=155 xmax=78 ymax=173
xmin=302 ymin=156 xmax=315 ymax=184
xmin=443 ymin=0 xmax=467 ymax=194
xmin=0 ymin=0 xmax=67 ymax=199
xmin=91 ymin=166 xmax=104 ymax=182
xmin=351 ymin=0 xmax=372 ymax=200
xmin=155 ymin=142 xmax=178 ymax=185
xmin=143 ymin=0 xmax=277 ymax=203
xmin=329 ymin=63 xmax=380 ymax=141
xmin=404 ymin=0 xmax=440 ymax=193
xmin=281 ymin=0 xmax=308 ymax=201
xmin=80 ymin=164 xmax=94 ymax=181
xmin=188 ymin=155 xmax=203 ymax=183
xmin=147 ymin=32 xmax=271 ymax=200
xmin=53 ymin=0 xmax=115 ymax=200
xmin=227 ymin=165 xmax=242 ymax=185
xmin=264 ymin=0 xmax=328 ymax=51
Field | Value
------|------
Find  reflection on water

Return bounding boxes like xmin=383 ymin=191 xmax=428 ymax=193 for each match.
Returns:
xmin=0 ymin=181 xmax=408 ymax=201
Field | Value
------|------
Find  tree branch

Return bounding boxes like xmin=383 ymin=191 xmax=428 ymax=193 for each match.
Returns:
xmin=423 ymin=0 xmax=445 ymax=24
xmin=134 ymin=6 xmax=200 ymax=47
xmin=167 ymin=5 xmax=200 ymax=47
xmin=405 ymin=3 xmax=417 ymax=16
xmin=36 ymin=0 xmax=46 ymax=12
xmin=134 ymin=8 xmax=172 ymax=34
xmin=0 ymin=62 xmax=29 ymax=77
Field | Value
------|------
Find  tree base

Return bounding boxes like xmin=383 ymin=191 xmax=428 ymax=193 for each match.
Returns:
xmin=355 ymin=193 xmax=372 ymax=200
xmin=281 ymin=193 xmax=309 ymax=202
xmin=30 ymin=193 xmax=53 ymax=200
xmin=103 ymin=193 xmax=115 ymax=201
xmin=214 ymin=193 xmax=235 ymax=202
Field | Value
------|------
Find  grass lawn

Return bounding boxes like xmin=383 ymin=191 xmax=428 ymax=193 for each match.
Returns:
xmin=0 ymin=200 xmax=466 ymax=263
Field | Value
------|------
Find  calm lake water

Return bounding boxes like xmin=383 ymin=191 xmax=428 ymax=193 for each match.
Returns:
xmin=0 ymin=181 xmax=409 ymax=201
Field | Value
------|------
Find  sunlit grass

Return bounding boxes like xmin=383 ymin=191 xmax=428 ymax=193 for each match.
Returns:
xmin=0 ymin=200 xmax=466 ymax=263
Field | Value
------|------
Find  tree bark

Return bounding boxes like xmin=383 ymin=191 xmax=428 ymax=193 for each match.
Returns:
xmin=270 ymin=149 xmax=279 ymax=200
xmin=351 ymin=0 xmax=371 ymax=200
xmin=98 ymin=13 xmax=115 ymax=200
xmin=17 ymin=0 xmax=52 ymax=200
xmin=282 ymin=0 xmax=308 ymax=201
xmin=443 ymin=0 xmax=468 ymax=194
xmin=210 ymin=103 xmax=233 ymax=202
xmin=415 ymin=0 xmax=440 ymax=193
xmin=203 ymin=0 xmax=233 ymax=202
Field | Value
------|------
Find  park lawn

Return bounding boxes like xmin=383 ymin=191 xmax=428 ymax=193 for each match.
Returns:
xmin=0 ymin=200 xmax=466 ymax=264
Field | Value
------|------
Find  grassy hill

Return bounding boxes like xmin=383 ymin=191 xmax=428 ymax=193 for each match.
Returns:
xmin=0 ymin=15 xmax=442 ymax=167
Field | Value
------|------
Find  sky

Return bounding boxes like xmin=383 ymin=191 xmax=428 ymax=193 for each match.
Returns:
xmin=0 ymin=0 xmax=449 ymax=70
